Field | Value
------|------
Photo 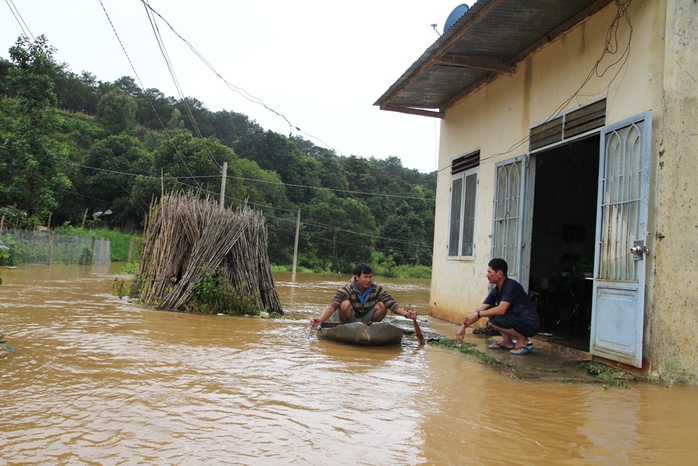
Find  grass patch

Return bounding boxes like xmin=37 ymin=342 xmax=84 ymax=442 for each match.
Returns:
xmin=119 ymin=262 xmax=139 ymax=274
xmin=53 ymin=226 xmax=142 ymax=262
xmin=270 ymin=264 xmax=317 ymax=273
xmin=271 ymin=262 xmax=432 ymax=280
xmin=370 ymin=263 xmax=432 ymax=280
xmin=433 ymin=338 xmax=500 ymax=365
xmin=565 ymin=360 xmax=632 ymax=389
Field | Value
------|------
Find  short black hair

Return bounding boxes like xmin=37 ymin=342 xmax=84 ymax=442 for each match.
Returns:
xmin=354 ymin=263 xmax=372 ymax=277
xmin=488 ymin=258 xmax=508 ymax=276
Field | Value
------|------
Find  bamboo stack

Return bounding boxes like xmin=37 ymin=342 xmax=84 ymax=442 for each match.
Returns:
xmin=131 ymin=191 xmax=282 ymax=315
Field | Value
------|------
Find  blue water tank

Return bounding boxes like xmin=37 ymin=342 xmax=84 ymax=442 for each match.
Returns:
xmin=443 ymin=4 xmax=469 ymax=33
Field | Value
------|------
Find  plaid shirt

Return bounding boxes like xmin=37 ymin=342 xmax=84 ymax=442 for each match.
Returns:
xmin=330 ymin=276 xmax=401 ymax=316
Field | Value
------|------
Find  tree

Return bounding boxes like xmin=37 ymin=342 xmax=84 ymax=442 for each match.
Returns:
xmin=315 ymin=150 xmax=348 ymax=191
xmin=306 ymin=189 xmax=377 ymax=272
xmin=52 ymin=65 xmax=102 ymax=114
xmin=96 ymin=90 xmax=138 ymax=134
xmin=79 ymin=134 xmax=152 ymax=228
xmin=238 ymin=130 xmax=322 ymax=205
xmin=0 ymin=35 xmax=71 ymax=221
xmin=136 ymin=88 xmax=176 ymax=130
xmin=229 ymin=157 xmax=287 ymax=209
xmin=130 ymin=132 xmax=227 ymax=209
xmin=377 ymin=206 xmax=432 ymax=266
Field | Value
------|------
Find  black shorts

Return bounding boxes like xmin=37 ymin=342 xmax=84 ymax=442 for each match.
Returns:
xmin=489 ymin=314 xmax=539 ymax=338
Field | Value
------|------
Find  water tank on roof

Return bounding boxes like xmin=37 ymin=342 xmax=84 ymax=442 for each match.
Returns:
xmin=443 ymin=4 xmax=469 ymax=33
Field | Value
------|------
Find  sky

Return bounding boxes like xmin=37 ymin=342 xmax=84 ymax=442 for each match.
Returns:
xmin=1 ymin=0 xmax=475 ymax=174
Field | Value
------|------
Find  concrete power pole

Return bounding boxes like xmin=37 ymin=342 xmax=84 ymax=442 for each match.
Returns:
xmin=292 ymin=208 xmax=300 ymax=280
xmin=220 ymin=162 xmax=228 ymax=211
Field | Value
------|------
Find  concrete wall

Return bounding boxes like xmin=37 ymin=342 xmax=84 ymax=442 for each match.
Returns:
xmin=650 ymin=0 xmax=698 ymax=383
xmin=431 ymin=0 xmax=667 ymax=332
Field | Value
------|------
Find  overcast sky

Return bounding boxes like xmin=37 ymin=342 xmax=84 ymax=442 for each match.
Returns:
xmin=1 ymin=0 xmax=475 ymax=174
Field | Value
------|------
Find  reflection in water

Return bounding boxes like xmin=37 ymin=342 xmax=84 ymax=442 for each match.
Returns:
xmin=1 ymin=265 xmax=697 ymax=464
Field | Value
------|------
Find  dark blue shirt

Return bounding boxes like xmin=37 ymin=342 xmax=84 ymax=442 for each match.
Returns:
xmin=484 ymin=278 xmax=538 ymax=320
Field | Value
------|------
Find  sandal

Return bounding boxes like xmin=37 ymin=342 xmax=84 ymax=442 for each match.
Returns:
xmin=510 ymin=345 xmax=534 ymax=355
xmin=488 ymin=342 xmax=514 ymax=350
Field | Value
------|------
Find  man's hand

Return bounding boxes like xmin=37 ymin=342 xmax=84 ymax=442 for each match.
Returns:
xmin=310 ymin=317 xmax=323 ymax=328
xmin=456 ymin=312 xmax=479 ymax=342
xmin=456 ymin=324 xmax=467 ymax=342
xmin=404 ymin=309 xmax=417 ymax=319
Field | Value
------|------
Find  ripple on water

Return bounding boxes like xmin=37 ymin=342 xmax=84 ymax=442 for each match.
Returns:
xmin=3 ymin=265 xmax=698 ymax=464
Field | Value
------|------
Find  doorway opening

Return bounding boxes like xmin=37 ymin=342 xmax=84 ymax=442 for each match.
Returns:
xmin=528 ymin=135 xmax=599 ymax=351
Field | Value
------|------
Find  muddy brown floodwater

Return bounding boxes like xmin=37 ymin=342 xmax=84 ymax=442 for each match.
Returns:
xmin=1 ymin=264 xmax=698 ymax=464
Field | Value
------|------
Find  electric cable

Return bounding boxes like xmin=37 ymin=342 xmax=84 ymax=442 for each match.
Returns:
xmin=72 ymin=162 xmax=434 ymax=249
xmin=138 ymin=0 xmax=346 ymax=156
xmin=438 ymin=0 xmax=635 ymax=174
xmin=142 ymin=0 xmax=221 ymax=170
xmin=98 ymin=0 xmax=203 ymax=190
xmin=4 ymin=0 xmax=34 ymax=41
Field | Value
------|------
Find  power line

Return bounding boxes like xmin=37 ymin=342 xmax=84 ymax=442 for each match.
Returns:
xmin=75 ymin=163 xmax=435 ymax=202
xmin=72 ymin=162 xmax=434 ymax=249
xmin=137 ymin=0 xmax=346 ymax=156
xmin=97 ymin=0 xmax=203 ymax=190
xmin=268 ymin=223 xmax=432 ymax=261
xmin=4 ymin=0 xmax=35 ymax=42
xmin=439 ymin=0 xmax=635 ymax=174
xmin=141 ymin=0 xmax=221 ymax=170
xmin=303 ymin=219 xmax=430 ymax=247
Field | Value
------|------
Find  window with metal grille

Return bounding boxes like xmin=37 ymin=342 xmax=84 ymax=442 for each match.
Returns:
xmin=448 ymin=152 xmax=480 ymax=258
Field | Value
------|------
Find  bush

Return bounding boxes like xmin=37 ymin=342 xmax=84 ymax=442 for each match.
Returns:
xmin=189 ymin=269 xmax=259 ymax=316
xmin=0 ymin=235 xmax=24 ymax=266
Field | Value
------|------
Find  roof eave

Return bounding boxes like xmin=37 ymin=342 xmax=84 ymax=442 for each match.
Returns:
xmin=376 ymin=0 xmax=616 ymax=116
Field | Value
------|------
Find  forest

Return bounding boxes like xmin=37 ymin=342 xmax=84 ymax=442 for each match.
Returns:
xmin=0 ymin=36 xmax=436 ymax=274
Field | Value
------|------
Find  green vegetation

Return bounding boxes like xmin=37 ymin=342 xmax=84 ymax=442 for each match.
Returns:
xmin=586 ymin=362 xmax=631 ymax=389
xmin=52 ymin=226 xmax=141 ymax=262
xmin=188 ymin=269 xmax=259 ymax=316
xmin=0 ymin=226 xmax=142 ymax=266
xmin=0 ymin=235 xmax=21 ymax=266
xmin=109 ymin=278 xmax=130 ymax=299
xmin=434 ymin=338 xmax=501 ymax=365
xmin=0 ymin=36 xmax=436 ymax=274
xmin=119 ymin=261 xmax=139 ymax=274
xmin=271 ymin=260 xmax=432 ymax=279
xmin=565 ymin=360 xmax=632 ymax=389
xmin=370 ymin=252 xmax=432 ymax=279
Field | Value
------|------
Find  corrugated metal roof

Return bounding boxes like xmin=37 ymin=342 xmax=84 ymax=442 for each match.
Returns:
xmin=375 ymin=0 xmax=614 ymax=118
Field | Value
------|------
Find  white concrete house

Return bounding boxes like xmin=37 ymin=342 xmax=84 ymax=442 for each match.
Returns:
xmin=376 ymin=0 xmax=698 ymax=381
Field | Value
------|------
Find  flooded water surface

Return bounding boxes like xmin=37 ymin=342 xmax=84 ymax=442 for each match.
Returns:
xmin=1 ymin=265 xmax=697 ymax=464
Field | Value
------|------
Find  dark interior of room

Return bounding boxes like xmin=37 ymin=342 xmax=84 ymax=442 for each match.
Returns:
xmin=528 ymin=135 xmax=600 ymax=351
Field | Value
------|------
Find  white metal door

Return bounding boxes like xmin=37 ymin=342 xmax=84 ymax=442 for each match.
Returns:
xmin=591 ymin=111 xmax=651 ymax=367
xmin=492 ymin=156 xmax=526 ymax=281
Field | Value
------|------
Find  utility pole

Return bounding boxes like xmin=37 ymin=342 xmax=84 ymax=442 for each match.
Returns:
xmin=292 ymin=208 xmax=300 ymax=280
xmin=220 ymin=162 xmax=228 ymax=212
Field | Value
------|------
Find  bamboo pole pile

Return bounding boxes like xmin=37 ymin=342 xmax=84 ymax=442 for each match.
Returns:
xmin=131 ymin=191 xmax=282 ymax=315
